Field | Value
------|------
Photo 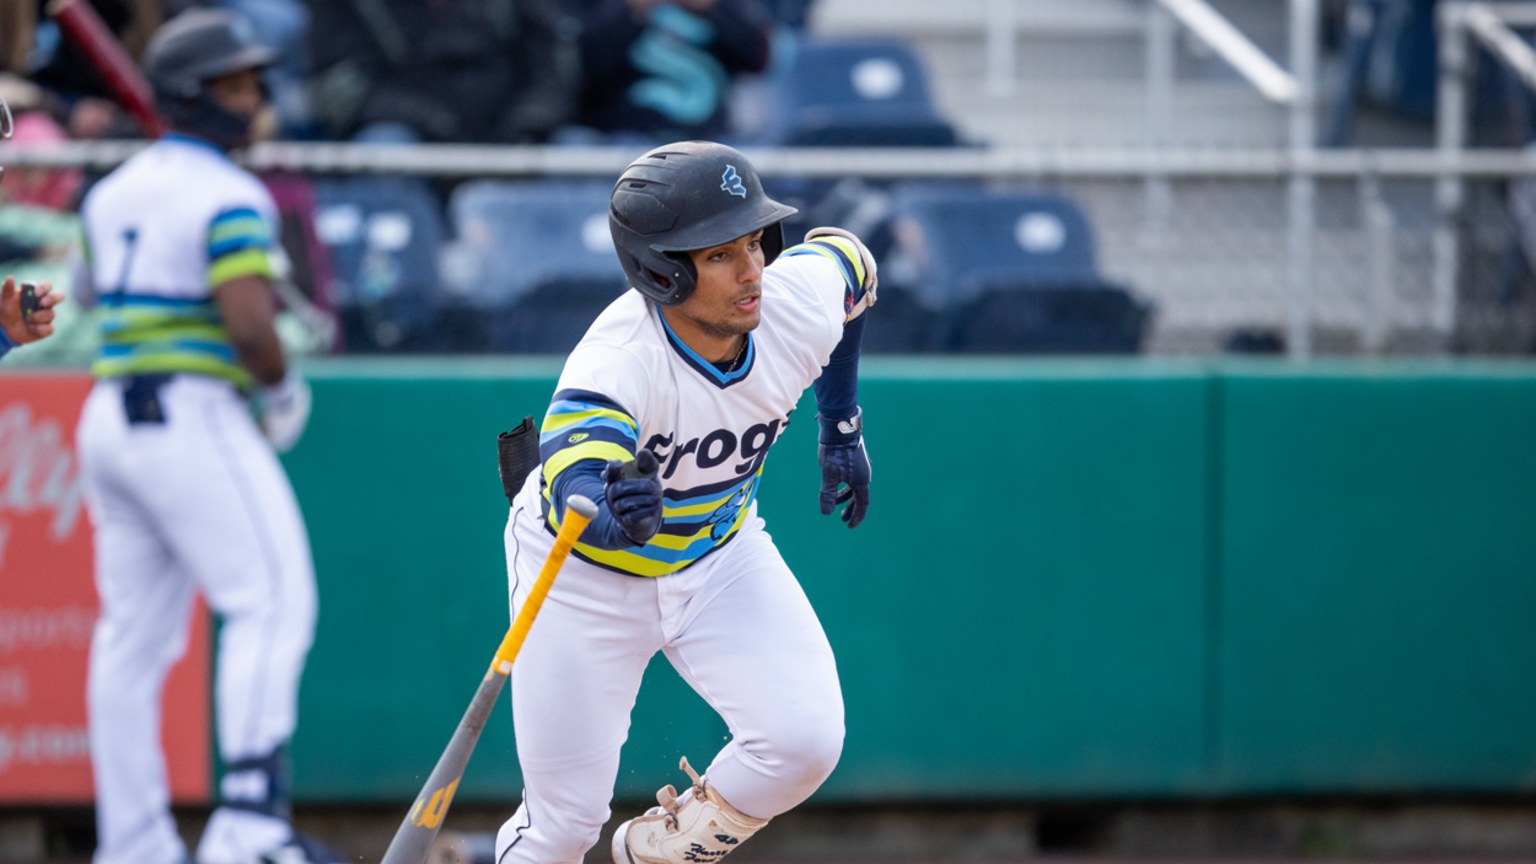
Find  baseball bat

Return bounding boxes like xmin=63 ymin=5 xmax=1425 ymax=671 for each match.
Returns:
xmin=379 ymin=494 xmax=597 ymax=864
xmin=47 ymin=0 xmax=167 ymax=137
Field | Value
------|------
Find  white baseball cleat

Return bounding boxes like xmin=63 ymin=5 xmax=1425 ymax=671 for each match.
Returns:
xmin=257 ymin=833 xmax=344 ymax=864
xmin=610 ymin=757 xmax=768 ymax=864
xmin=198 ymin=810 xmax=342 ymax=864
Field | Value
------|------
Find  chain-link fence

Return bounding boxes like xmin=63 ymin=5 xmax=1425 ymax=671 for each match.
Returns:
xmin=772 ymin=168 xmax=1536 ymax=357
xmin=4 ymin=142 xmax=1536 ymax=360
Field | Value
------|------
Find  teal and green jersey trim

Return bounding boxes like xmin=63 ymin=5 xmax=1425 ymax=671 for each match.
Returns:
xmin=91 ymin=293 xmax=249 ymax=386
xmin=90 ymin=206 xmax=272 ymax=385
xmin=539 ymin=389 xmax=760 ymax=577
xmin=781 ymin=235 xmax=872 ymax=317
xmin=206 ymin=206 xmax=275 ymax=284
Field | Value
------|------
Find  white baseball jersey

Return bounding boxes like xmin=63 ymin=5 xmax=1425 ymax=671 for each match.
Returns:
xmin=81 ymin=134 xmax=278 ymax=386
xmin=76 ymin=135 xmax=315 ymax=864
xmin=535 ymin=234 xmax=872 ymax=576
xmin=495 ymin=234 xmax=870 ymax=864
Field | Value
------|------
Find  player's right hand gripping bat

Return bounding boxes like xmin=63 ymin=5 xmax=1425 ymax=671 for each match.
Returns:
xmin=378 ymin=494 xmax=597 ymax=864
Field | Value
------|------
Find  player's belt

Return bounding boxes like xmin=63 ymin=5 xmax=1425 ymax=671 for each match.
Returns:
xmin=119 ymin=373 xmax=175 ymax=425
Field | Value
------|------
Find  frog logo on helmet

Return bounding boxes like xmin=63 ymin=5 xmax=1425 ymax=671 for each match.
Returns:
xmin=720 ymin=165 xmax=747 ymax=198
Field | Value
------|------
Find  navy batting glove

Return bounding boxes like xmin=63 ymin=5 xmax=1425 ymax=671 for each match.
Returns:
xmin=603 ymin=448 xmax=663 ymax=545
xmin=817 ymin=411 xmax=870 ymax=528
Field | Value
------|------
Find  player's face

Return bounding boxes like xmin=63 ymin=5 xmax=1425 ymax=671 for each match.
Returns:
xmin=667 ymin=229 xmax=766 ymax=361
xmin=207 ymin=68 xmax=265 ymax=122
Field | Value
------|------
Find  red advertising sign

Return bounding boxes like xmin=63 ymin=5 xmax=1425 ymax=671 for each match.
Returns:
xmin=0 ymin=373 xmax=211 ymax=804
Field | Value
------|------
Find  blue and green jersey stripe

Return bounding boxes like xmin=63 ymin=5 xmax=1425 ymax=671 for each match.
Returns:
xmin=538 ymin=389 xmax=762 ymax=577
xmin=781 ymin=236 xmax=871 ymax=314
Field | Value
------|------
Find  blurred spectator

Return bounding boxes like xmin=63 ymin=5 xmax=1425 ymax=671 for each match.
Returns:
xmin=17 ymin=0 xmax=163 ymax=139
xmin=2 ymin=109 xmax=83 ymax=212
xmin=2 ymin=4 xmax=32 ymax=72
xmin=762 ymin=0 xmax=812 ymax=30
xmin=305 ymin=0 xmax=576 ymax=144
xmin=564 ymin=0 xmax=776 ymax=142
xmin=0 ymin=104 xmax=83 ymax=243
xmin=0 ymin=103 xmax=95 ymax=364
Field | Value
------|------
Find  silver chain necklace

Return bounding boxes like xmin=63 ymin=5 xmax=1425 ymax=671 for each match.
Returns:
xmin=723 ymin=338 xmax=748 ymax=372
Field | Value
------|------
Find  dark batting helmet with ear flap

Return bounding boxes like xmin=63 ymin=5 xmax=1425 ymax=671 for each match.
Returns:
xmin=144 ymin=8 xmax=274 ymax=150
xmin=610 ymin=141 xmax=799 ymax=305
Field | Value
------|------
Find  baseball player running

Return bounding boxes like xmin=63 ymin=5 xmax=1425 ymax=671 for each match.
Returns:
xmin=496 ymin=140 xmax=877 ymax=864
xmin=74 ymin=10 xmax=333 ymax=864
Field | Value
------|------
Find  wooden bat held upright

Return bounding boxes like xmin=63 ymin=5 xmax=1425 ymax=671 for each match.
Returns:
xmin=47 ymin=0 xmax=167 ymax=137
xmin=379 ymin=494 xmax=596 ymax=864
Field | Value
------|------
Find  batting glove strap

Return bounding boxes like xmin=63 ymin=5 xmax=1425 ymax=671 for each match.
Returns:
xmin=817 ymin=409 xmax=863 ymax=446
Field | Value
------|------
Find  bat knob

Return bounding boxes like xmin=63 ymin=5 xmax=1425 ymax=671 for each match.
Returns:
xmin=566 ymin=494 xmax=598 ymax=520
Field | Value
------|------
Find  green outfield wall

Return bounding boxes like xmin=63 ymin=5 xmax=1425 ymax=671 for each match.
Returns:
xmin=281 ymin=358 xmax=1536 ymax=804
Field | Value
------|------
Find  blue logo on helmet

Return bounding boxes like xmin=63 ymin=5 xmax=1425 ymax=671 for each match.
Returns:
xmin=720 ymin=165 xmax=747 ymax=198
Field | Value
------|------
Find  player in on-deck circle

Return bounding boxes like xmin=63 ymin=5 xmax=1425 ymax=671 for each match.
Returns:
xmin=74 ymin=10 xmax=337 ymax=864
xmin=495 ymin=140 xmax=878 ymax=864
xmin=0 ymin=96 xmax=65 ymax=360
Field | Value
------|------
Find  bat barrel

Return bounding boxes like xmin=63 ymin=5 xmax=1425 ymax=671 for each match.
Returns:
xmin=378 ymin=495 xmax=595 ymax=864
xmin=378 ymin=670 xmax=506 ymax=864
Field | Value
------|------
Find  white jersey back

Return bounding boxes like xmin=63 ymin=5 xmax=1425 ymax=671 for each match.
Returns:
xmin=81 ymin=135 xmax=278 ymax=385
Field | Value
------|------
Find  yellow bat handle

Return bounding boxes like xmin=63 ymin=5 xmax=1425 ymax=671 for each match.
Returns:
xmin=489 ymin=494 xmax=597 ymax=674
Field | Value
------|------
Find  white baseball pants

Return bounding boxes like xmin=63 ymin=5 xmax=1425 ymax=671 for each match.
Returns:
xmin=77 ymin=375 xmax=317 ymax=864
xmin=494 ymin=483 xmax=845 ymax=864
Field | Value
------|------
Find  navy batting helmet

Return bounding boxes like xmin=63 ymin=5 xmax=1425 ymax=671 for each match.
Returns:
xmin=610 ymin=141 xmax=799 ymax=306
xmin=144 ymin=8 xmax=274 ymax=149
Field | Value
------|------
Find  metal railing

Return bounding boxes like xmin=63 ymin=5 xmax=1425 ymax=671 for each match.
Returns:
xmin=7 ymin=3 xmax=1536 ymax=356
xmin=1437 ymin=2 xmax=1536 ymax=352
xmin=1144 ymin=0 xmax=1319 ymax=357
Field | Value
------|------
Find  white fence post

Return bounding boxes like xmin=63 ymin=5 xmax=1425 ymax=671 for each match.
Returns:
xmin=1144 ymin=1 xmax=1177 ymax=238
xmin=1435 ymin=3 xmax=1471 ymax=348
xmin=1288 ymin=0 xmax=1319 ymax=359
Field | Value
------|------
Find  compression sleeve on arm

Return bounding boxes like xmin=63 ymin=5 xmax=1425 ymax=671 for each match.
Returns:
xmin=540 ymin=388 xmax=646 ymax=550
xmin=813 ymin=313 xmax=865 ymax=420
xmin=547 ymin=457 xmax=639 ymax=550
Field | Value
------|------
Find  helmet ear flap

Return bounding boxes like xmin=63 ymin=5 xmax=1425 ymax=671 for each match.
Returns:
xmin=616 ymin=246 xmax=696 ymax=306
xmin=761 ymin=222 xmax=786 ymax=266
xmin=646 ymin=250 xmax=696 ymax=306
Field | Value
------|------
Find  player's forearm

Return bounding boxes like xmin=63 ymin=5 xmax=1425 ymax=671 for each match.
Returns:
xmin=215 ymin=275 xmax=288 ymax=386
xmin=231 ymin=331 xmax=287 ymax=386
xmin=813 ymin=314 xmax=865 ymax=419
